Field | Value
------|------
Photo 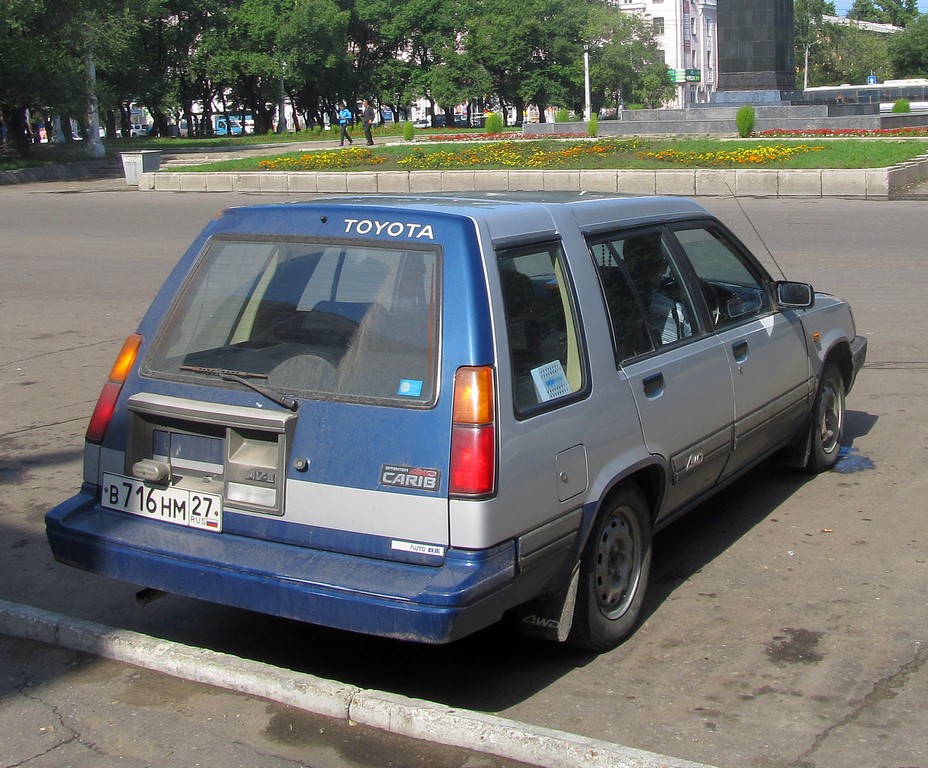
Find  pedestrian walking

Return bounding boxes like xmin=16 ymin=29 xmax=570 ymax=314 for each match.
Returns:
xmin=338 ymin=103 xmax=354 ymax=146
xmin=362 ymin=100 xmax=376 ymax=145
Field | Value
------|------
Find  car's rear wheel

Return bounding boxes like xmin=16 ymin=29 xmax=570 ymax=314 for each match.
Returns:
xmin=569 ymin=485 xmax=652 ymax=652
xmin=806 ymin=359 xmax=846 ymax=472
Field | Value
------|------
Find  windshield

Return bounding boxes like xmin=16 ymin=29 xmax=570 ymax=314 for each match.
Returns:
xmin=143 ymin=237 xmax=441 ymax=406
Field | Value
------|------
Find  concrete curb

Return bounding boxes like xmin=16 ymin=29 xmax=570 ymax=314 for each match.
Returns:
xmin=0 ymin=599 xmax=715 ymax=768
xmin=0 ymin=159 xmax=116 ymax=185
xmin=138 ymin=154 xmax=928 ymax=198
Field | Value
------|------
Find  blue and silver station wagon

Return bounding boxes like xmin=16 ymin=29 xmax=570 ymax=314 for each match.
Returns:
xmin=46 ymin=195 xmax=867 ymax=652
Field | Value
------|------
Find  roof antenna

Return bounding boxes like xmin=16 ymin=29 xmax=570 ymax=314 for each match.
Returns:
xmin=724 ymin=181 xmax=787 ymax=280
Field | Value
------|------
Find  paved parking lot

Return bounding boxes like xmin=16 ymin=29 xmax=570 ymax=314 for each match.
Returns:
xmin=0 ymin=181 xmax=925 ymax=768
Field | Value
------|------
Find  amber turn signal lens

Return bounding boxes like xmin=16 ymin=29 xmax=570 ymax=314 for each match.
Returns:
xmin=86 ymin=334 xmax=142 ymax=445
xmin=452 ymin=366 xmax=494 ymax=424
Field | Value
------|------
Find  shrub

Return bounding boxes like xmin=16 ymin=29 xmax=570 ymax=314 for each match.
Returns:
xmin=587 ymin=114 xmax=598 ymax=137
xmin=402 ymin=120 xmax=415 ymax=141
xmin=892 ymin=99 xmax=911 ymax=113
xmin=485 ymin=112 xmax=504 ymax=133
xmin=555 ymin=107 xmax=570 ymax=123
xmin=736 ymin=105 xmax=756 ymax=138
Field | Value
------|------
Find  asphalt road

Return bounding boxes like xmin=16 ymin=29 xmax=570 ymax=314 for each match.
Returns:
xmin=0 ymin=177 xmax=926 ymax=768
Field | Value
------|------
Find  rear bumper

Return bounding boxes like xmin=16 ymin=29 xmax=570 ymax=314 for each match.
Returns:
xmin=45 ymin=489 xmax=522 ymax=644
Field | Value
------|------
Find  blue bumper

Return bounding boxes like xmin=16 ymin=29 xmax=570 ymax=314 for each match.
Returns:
xmin=45 ymin=490 xmax=520 ymax=643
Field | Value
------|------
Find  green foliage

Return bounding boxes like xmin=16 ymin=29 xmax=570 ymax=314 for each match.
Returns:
xmin=465 ymin=0 xmax=587 ymax=125
xmin=587 ymin=114 xmax=598 ymax=137
xmin=555 ymin=107 xmax=570 ymax=122
xmin=892 ymin=98 xmax=911 ymax=112
xmin=402 ymin=120 xmax=415 ymax=141
xmin=736 ymin=106 xmax=756 ymax=138
xmin=484 ymin=112 xmax=504 ymax=133
xmin=585 ymin=5 xmax=674 ymax=112
xmin=804 ymin=20 xmax=892 ymax=87
xmin=848 ymin=0 xmax=919 ymax=27
xmin=889 ymin=15 xmax=928 ymax=78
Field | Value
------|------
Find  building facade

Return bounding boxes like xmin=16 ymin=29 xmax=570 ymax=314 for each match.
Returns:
xmin=616 ymin=0 xmax=718 ymax=106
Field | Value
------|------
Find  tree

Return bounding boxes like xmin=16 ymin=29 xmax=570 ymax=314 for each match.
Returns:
xmin=795 ymin=0 xmax=836 ymax=89
xmin=278 ymin=0 xmax=351 ymax=130
xmin=888 ymin=14 xmax=928 ymax=76
xmin=848 ymin=0 xmax=919 ymax=27
xmin=466 ymin=0 xmax=588 ymax=124
xmin=813 ymin=22 xmax=892 ymax=85
xmin=1 ymin=0 xmax=132 ymax=151
xmin=371 ymin=0 xmax=476 ymax=127
xmin=585 ymin=3 xmax=674 ymax=112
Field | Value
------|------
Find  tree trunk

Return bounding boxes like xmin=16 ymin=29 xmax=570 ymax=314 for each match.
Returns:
xmin=6 ymin=107 xmax=33 ymax=154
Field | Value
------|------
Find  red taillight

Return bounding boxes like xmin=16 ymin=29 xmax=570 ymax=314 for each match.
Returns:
xmin=449 ymin=367 xmax=496 ymax=496
xmin=86 ymin=334 xmax=142 ymax=445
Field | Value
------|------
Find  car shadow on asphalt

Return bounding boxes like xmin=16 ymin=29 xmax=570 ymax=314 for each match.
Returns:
xmin=645 ymin=407 xmax=878 ymax=615
xmin=113 ymin=409 xmax=878 ymax=714
xmin=5 ymin=410 xmax=878 ymax=716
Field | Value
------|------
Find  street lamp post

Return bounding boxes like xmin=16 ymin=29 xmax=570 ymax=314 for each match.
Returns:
xmin=583 ymin=43 xmax=592 ymax=123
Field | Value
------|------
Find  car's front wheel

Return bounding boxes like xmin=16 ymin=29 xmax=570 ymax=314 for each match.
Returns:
xmin=569 ymin=485 xmax=652 ymax=652
xmin=806 ymin=359 xmax=846 ymax=472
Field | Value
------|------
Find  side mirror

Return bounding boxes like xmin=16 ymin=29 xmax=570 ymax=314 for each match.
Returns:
xmin=776 ymin=281 xmax=814 ymax=309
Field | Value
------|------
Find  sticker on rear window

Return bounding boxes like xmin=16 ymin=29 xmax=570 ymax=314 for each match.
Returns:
xmin=380 ymin=464 xmax=441 ymax=492
xmin=397 ymin=379 xmax=423 ymax=397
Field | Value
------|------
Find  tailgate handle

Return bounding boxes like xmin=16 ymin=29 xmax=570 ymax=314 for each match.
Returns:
xmin=732 ymin=340 xmax=749 ymax=363
xmin=642 ymin=373 xmax=665 ymax=398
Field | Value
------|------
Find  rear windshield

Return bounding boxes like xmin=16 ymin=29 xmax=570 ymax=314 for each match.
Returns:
xmin=143 ymin=237 xmax=441 ymax=406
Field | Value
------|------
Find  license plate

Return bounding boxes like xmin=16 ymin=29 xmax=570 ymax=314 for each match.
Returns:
xmin=102 ymin=473 xmax=222 ymax=532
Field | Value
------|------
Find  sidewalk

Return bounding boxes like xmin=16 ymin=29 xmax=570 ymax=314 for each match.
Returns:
xmin=1 ymin=600 xmax=714 ymax=768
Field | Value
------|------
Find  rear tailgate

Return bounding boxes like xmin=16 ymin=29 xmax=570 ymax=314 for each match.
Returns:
xmin=106 ymin=202 xmax=493 ymax=566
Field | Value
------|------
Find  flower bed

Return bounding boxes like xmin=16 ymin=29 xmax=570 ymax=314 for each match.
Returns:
xmin=756 ymin=127 xmax=928 ymax=138
xmin=423 ymin=132 xmax=586 ymax=142
xmin=397 ymin=139 xmax=645 ymax=169
xmin=638 ymin=143 xmax=826 ymax=167
xmin=259 ymin=147 xmax=385 ymax=171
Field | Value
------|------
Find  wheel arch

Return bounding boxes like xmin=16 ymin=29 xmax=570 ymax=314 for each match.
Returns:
xmin=584 ymin=461 xmax=665 ymax=547
xmin=825 ymin=340 xmax=854 ymax=393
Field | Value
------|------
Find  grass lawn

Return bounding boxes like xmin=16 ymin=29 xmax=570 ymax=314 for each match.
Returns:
xmin=3 ymin=129 xmax=926 ymax=174
xmin=163 ymin=136 xmax=928 ymax=173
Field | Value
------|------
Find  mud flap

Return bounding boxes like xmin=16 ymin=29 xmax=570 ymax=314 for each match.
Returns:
xmin=777 ymin=414 xmax=813 ymax=469
xmin=516 ymin=562 xmax=580 ymax=643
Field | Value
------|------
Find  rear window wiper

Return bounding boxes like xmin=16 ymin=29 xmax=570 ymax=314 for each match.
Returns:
xmin=179 ymin=365 xmax=299 ymax=411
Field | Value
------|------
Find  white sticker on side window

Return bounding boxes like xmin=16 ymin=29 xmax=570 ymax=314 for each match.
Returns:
xmin=531 ymin=360 xmax=571 ymax=401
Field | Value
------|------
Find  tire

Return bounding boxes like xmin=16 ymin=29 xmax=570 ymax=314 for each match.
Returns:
xmin=568 ymin=485 xmax=652 ymax=652
xmin=805 ymin=359 xmax=846 ymax=473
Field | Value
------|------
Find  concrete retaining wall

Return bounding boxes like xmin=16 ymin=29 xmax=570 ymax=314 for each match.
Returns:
xmin=527 ymin=104 xmax=928 ymax=138
xmin=140 ymin=153 xmax=928 ymax=198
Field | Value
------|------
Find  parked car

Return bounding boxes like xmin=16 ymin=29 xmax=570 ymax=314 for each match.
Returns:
xmin=412 ymin=118 xmax=431 ymax=128
xmin=46 ymin=195 xmax=866 ymax=652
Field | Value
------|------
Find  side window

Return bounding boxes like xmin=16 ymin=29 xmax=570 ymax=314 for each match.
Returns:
xmin=498 ymin=243 xmax=584 ymax=413
xmin=589 ymin=230 xmax=698 ymax=360
xmin=673 ymin=227 xmax=771 ymax=329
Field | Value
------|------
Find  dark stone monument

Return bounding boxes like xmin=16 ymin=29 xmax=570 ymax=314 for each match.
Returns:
xmin=713 ymin=0 xmax=801 ymax=104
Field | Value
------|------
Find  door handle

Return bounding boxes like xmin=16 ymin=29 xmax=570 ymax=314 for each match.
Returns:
xmin=643 ymin=372 xmax=665 ymax=398
xmin=732 ymin=340 xmax=749 ymax=363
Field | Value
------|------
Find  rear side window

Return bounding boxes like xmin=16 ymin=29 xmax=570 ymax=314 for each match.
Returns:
xmin=498 ymin=243 xmax=584 ymax=414
xmin=144 ymin=238 xmax=440 ymax=406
